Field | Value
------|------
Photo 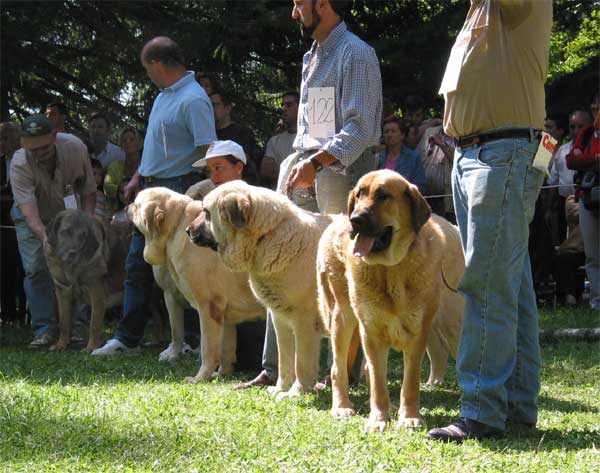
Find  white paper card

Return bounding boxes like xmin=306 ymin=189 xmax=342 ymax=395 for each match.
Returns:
xmin=307 ymin=87 xmax=335 ymax=139
xmin=64 ymin=194 xmax=78 ymax=209
xmin=533 ymin=132 xmax=558 ymax=175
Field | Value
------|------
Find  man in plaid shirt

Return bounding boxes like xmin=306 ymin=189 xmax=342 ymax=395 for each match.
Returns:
xmin=286 ymin=0 xmax=382 ymax=214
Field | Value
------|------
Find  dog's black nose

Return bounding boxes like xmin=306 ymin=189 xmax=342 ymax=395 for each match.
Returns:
xmin=350 ymin=213 xmax=370 ymax=234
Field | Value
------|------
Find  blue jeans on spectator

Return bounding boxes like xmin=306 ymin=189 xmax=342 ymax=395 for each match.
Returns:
xmin=452 ymin=136 xmax=545 ymax=430
xmin=11 ymin=206 xmax=56 ymax=338
xmin=114 ymin=173 xmax=201 ymax=348
xmin=579 ymin=201 xmax=600 ymax=310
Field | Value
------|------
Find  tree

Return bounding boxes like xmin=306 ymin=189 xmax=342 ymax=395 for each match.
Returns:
xmin=1 ymin=1 xmax=598 ymax=144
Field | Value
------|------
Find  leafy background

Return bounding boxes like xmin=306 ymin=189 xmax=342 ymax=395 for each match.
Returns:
xmin=1 ymin=0 xmax=599 ymax=144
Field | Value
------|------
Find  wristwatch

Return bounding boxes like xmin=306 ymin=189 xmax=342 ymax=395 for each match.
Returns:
xmin=310 ymin=156 xmax=324 ymax=173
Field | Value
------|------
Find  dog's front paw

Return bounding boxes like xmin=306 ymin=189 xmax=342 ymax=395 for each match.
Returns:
xmin=425 ymin=377 xmax=445 ymax=386
xmin=50 ymin=339 xmax=68 ymax=352
xmin=364 ymin=413 xmax=389 ymax=432
xmin=331 ymin=407 xmax=356 ymax=418
xmin=159 ymin=344 xmax=181 ymax=362
xmin=396 ymin=415 xmax=423 ymax=428
xmin=267 ymin=385 xmax=283 ymax=396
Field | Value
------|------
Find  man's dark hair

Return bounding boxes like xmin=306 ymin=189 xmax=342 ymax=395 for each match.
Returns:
xmin=89 ymin=112 xmax=111 ymax=129
xmin=282 ymin=91 xmax=300 ymax=104
xmin=545 ymin=112 xmax=568 ymax=134
xmin=570 ymin=109 xmax=594 ymax=124
xmin=403 ymin=95 xmax=425 ymax=112
xmin=224 ymin=155 xmax=244 ymax=166
xmin=209 ymin=91 xmax=233 ymax=107
xmin=90 ymin=158 xmax=103 ymax=171
xmin=47 ymin=101 xmax=67 ymax=116
xmin=382 ymin=115 xmax=408 ymax=135
xmin=142 ymin=36 xmax=185 ymax=68
xmin=329 ymin=0 xmax=352 ymax=18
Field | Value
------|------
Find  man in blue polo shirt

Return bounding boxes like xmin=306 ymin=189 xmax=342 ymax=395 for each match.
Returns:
xmin=93 ymin=36 xmax=216 ymax=356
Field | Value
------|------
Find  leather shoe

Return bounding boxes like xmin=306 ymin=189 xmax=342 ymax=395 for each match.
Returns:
xmin=233 ymin=370 xmax=275 ymax=390
xmin=426 ymin=417 xmax=504 ymax=443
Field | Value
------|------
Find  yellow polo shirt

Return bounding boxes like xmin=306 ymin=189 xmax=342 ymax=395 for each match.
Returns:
xmin=441 ymin=0 xmax=552 ymax=138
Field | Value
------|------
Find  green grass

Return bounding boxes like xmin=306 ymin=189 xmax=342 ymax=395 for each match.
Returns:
xmin=1 ymin=309 xmax=599 ymax=473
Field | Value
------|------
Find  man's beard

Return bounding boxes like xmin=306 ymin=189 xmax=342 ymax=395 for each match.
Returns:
xmin=298 ymin=8 xmax=321 ymax=39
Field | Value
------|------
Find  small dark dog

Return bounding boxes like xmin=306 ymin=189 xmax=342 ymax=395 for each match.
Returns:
xmin=43 ymin=209 xmax=130 ymax=352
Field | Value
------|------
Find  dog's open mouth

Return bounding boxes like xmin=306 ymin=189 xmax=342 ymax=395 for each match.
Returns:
xmin=352 ymin=226 xmax=393 ymax=257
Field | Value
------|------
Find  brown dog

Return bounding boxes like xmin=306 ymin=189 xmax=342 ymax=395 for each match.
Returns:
xmin=44 ymin=209 xmax=130 ymax=352
xmin=317 ymin=170 xmax=464 ymax=431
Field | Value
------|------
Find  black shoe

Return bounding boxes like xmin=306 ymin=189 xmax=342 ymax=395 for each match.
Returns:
xmin=426 ymin=417 xmax=504 ymax=443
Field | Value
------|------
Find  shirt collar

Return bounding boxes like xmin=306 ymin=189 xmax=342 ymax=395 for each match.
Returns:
xmin=312 ymin=21 xmax=347 ymax=57
xmin=162 ymin=71 xmax=195 ymax=92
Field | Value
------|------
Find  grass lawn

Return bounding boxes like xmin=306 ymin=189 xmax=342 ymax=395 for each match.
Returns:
xmin=1 ymin=307 xmax=599 ymax=472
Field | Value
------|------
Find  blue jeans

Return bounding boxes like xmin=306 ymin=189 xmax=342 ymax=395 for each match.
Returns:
xmin=579 ymin=201 xmax=600 ymax=309
xmin=115 ymin=173 xmax=201 ymax=348
xmin=452 ymin=137 xmax=545 ymax=430
xmin=11 ymin=206 xmax=56 ymax=338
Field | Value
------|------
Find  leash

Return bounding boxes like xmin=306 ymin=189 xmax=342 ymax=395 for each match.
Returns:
xmin=441 ymin=266 xmax=458 ymax=293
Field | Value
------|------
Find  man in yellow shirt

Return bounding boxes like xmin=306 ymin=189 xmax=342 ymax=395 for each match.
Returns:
xmin=427 ymin=0 xmax=553 ymax=442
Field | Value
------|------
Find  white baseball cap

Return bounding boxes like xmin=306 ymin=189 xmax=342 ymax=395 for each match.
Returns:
xmin=193 ymin=140 xmax=247 ymax=167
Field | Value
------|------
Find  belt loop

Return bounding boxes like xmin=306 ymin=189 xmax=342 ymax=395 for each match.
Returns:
xmin=529 ymin=127 xmax=535 ymax=143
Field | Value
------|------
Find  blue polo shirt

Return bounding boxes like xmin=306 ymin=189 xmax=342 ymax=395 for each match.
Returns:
xmin=140 ymin=71 xmax=216 ymax=178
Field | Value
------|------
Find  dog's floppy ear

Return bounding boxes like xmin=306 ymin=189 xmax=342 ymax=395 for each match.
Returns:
xmin=220 ymin=193 xmax=250 ymax=229
xmin=81 ymin=221 xmax=101 ymax=260
xmin=347 ymin=187 xmax=357 ymax=217
xmin=154 ymin=206 xmax=165 ymax=234
xmin=406 ymin=184 xmax=431 ymax=234
xmin=45 ymin=213 xmax=62 ymax=248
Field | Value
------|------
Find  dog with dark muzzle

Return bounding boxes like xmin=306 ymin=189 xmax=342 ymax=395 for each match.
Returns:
xmin=317 ymin=170 xmax=465 ymax=431
xmin=43 ymin=209 xmax=130 ymax=352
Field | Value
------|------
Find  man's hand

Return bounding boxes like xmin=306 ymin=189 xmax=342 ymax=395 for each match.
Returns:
xmin=122 ymin=172 xmax=141 ymax=204
xmin=260 ymin=156 xmax=279 ymax=182
xmin=286 ymin=150 xmax=337 ymax=191
xmin=286 ymin=158 xmax=317 ymax=190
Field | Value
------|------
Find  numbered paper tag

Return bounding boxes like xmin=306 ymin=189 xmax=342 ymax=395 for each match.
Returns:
xmin=64 ymin=194 xmax=78 ymax=209
xmin=533 ymin=132 xmax=558 ymax=175
xmin=307 ymin=87 xmax=335 ymax=139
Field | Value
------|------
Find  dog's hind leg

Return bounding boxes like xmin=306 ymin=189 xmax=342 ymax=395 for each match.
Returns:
xmin=50 ymin=286 xmax=73 ymax=352
xmin=425 ymin=317 xmax=450 ymax=385
xmin=277 ymin=314 xmax=321 ymax=400
xmin=86 ymin=284 xmax=106 ymax=352
xmin=159 ymin=290 xmax=185 ymax=362
xmin=268 ymin=313 xmax=295 ymax=397
xmin=331 ymin=307 xmax=358 ymax=418
xmin=218 ymin=323 xmax=237 ymax=376
xmin=185 ymin=301 xmax=223 ymax=384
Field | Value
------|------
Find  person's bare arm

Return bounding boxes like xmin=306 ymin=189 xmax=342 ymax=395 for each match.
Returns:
xmin=81 ymin=192 xmax=96 ymax=216
xmin=19 ymin=201 xmax=46 ymax=242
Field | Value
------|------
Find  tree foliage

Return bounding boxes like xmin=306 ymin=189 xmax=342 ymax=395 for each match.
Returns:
xmin=1 ymin=0 xmax=598 ymax=144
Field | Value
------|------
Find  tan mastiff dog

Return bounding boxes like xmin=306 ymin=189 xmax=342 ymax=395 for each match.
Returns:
xmin=317 ymin=170 xmax=464 ymax=431
xmin=128 ymin=187 xmax=264 ymax=383
xmin=187 ymin=180 xmax=333 ymax=400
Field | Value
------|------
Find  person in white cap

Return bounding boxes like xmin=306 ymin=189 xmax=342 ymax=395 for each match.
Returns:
xmin=186 ymin=140 xmax=247 ymax=200
xmin=188 ymin=140 xmax=266 ymax=373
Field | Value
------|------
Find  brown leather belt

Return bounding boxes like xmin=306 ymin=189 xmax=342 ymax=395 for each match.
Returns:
xmin=141 ymin=172 xmax=196 ymax=183
xmin=455 ymin=128 xmax=541 ymax=149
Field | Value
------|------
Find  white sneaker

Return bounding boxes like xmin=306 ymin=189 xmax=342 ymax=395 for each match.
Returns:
xmin=182 ymin=342 xmax=200 ymax=354
xmin=91 ymin=339 xmax=141 ymax=356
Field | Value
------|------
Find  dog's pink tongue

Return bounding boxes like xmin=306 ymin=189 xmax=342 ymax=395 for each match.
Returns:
xmin=353 ymin=234 xmax=375 ymax=257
